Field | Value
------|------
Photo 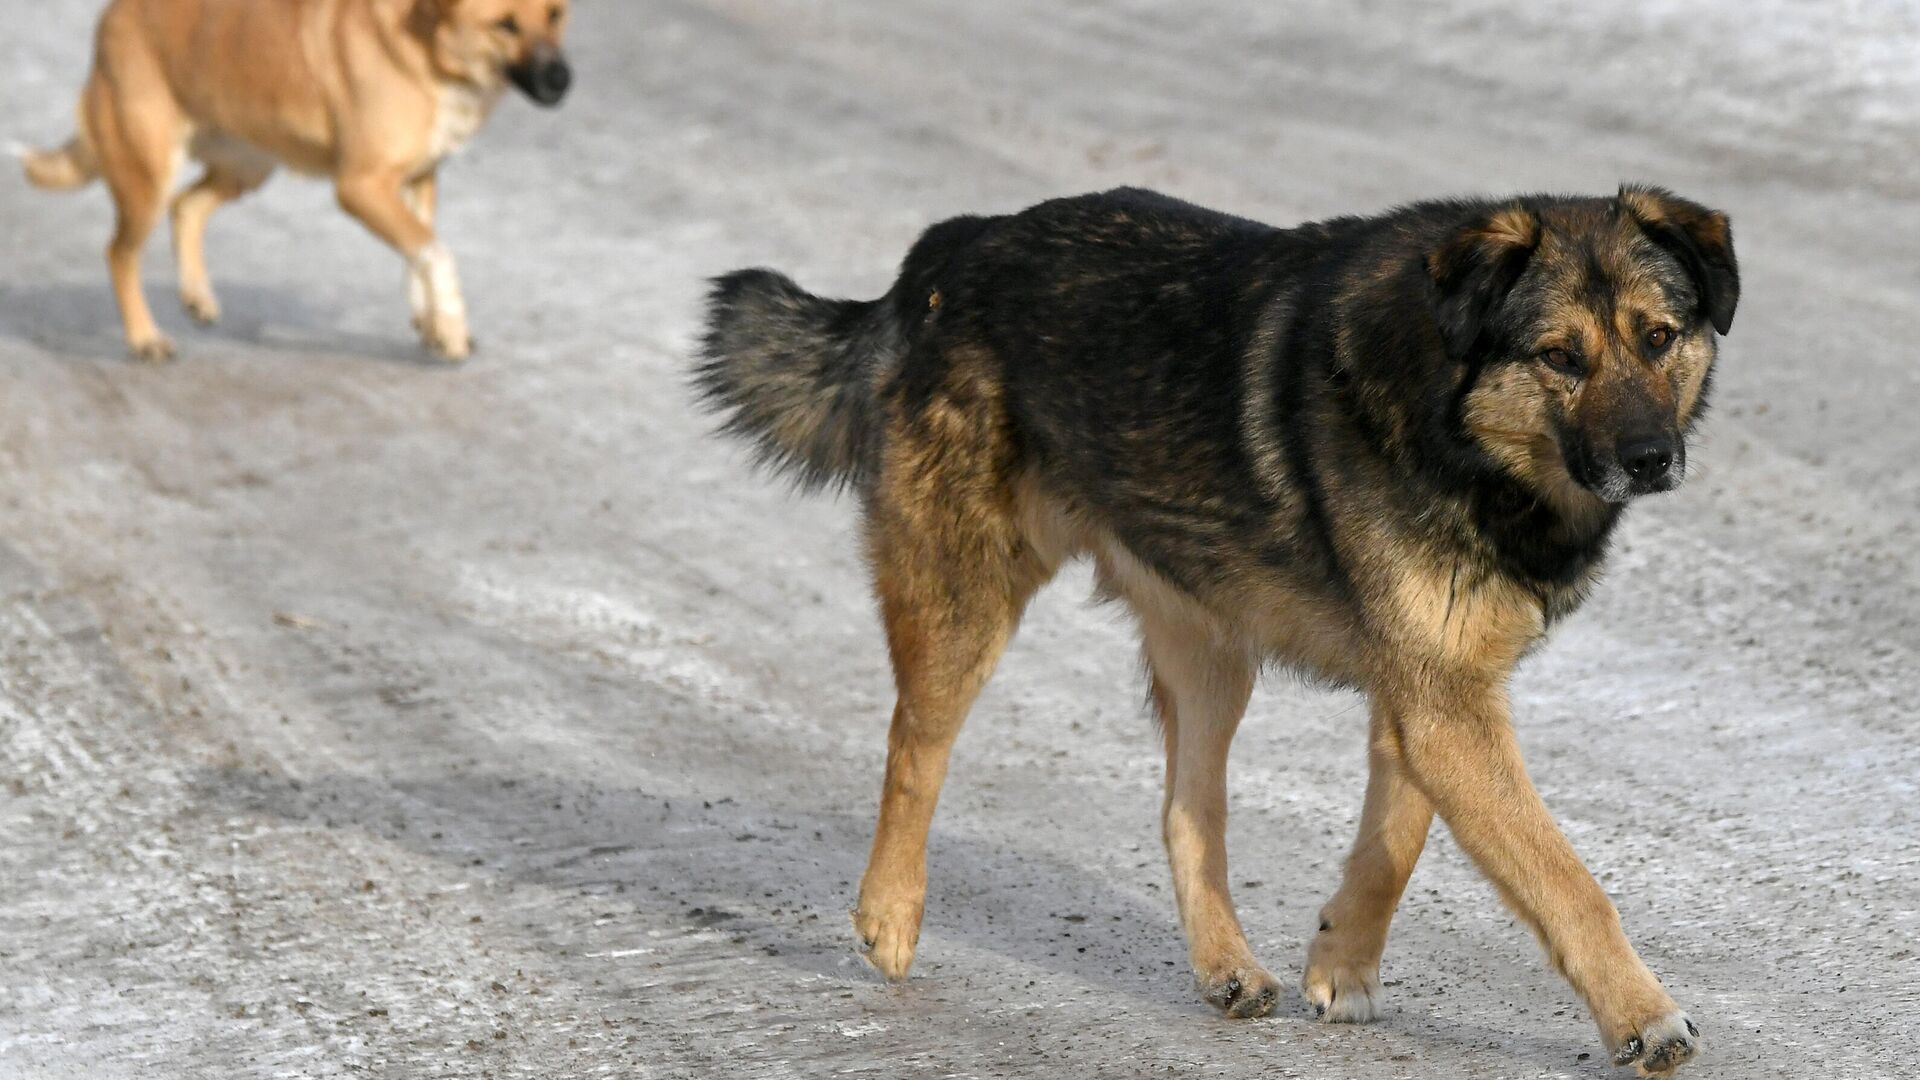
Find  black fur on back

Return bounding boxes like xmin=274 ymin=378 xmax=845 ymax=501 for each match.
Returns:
xmin=698 ymin=186 xmax=1730 ymax=632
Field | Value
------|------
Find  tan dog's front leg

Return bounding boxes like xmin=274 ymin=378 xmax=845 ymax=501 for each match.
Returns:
xmin=401 ymin=172 xmax=439 ymax=338
xmin=1303 ymin=706 xmax=1433 ymax=1022
xmin=1383 ymin=677 xmax=1698 ymax=1075
xmin=336 ymin=169 xmax=469 ymax=360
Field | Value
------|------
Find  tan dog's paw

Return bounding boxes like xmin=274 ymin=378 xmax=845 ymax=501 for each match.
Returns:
xmin=850 ymin=902 xmax=920 ymax=981
xmin=1611 ymin=1011 xmax=1700 ymax=1076
xmin=1196 ymin=962 xmax=1282 ymax=1019
xmin=181 ymin=288 xmax=220 ymax=325
xmin=421 ymin=317 xmax=471 ymax=362
xmin=129 ymin=335 xmax=176 ymax=364
xmin=1300 ymin=959 xmax=1382 ymax=1023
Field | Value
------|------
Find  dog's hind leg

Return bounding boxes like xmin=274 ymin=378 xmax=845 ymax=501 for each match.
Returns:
xmin=171 ymin=147 xmax=274 ymax=325
xmin=1131 ymin=579 xmax=1275 ymax=1018
xmin=85 ymin=70 xmax=183 ymax=362
xmin=851 ymin=380 xmax=1052 ymax=981
xmin=1302 ymin=702 xmax=1433 ymax=1022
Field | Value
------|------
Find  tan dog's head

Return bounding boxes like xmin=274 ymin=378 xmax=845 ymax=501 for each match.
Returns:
xmin=1429 ymin=186 xmax=1738 ymax=507
xmin=423 ymin=0 xmax=574 ymax=106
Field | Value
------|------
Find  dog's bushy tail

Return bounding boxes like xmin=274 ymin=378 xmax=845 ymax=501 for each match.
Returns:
xmin=694 ymin=269 xmax=906 ymax=492
xmin=20 ymin=125 xmax=99 ymax=191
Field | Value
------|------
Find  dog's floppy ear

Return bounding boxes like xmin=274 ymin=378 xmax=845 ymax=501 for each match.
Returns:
xmin=1618 ymin=185 xmax=1739 ymax=335
xmin=1426 ymin=204 xmax=1541 ymax=361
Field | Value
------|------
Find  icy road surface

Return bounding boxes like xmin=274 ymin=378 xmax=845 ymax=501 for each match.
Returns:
xmin=1 ymin=1 xmax=1916 ymax=1076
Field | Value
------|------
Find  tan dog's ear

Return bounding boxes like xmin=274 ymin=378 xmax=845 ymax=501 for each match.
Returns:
xmin=1618 ymin=185 xmax=1739 ymax=335
xmin=1427 ymin=204 xmax=1541 ymax=360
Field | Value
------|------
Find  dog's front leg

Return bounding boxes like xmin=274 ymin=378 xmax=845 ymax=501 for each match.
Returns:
xmin=336 ymin=168 xmax=469 ymax=360
xmin=1303 ymin=702 xmax=1433 ymax=1022
xmin=1137 ymin=608 xmax=1279 ymax=1018
xmin=401 ymin=172 xmax=439 ymax=338
xmin=1379 ymin=675 xmax=1699 ymax=1075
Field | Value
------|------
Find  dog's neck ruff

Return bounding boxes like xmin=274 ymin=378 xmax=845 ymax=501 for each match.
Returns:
xmin=427 ymin=80 xmax=504 ymax=163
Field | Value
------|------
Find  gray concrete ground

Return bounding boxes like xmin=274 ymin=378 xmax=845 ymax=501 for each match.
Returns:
xmin=1 ymin=2 xmax=1917 ymax=1077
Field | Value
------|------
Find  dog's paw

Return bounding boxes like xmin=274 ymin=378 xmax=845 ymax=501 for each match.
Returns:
xmin=422 ymin=323 xmax=471 ymax=362
xmin=129 ymin=335 xmax=176 ymax=364
xmin=1300 ymin=960 xmax=1383 ymax=1023
xmin=1197 ymin=963 xmax=1282 ymax=1019
xmin=181 ymin=290 xmax=220 ymax=325
xmin=1611 ymin=1011 xmax=1700 ymax=1076
xmin=850 ymin=903 xmax=919 ymax=981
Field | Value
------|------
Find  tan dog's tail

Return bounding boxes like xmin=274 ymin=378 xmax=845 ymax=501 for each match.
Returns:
xmin=20 ymin=121 xmax=100 ymax=191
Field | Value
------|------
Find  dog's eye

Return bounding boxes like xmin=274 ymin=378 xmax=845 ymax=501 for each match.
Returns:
xmin=1646 ymin=326 xmax=1676 ymax=351
xmin=496 ymin=14 xmax=520 ymax=34
xmin=549 ymin=5 xmax=564 ymax=24
xmin=1538 ymin=348 xmax=1586 ymax=376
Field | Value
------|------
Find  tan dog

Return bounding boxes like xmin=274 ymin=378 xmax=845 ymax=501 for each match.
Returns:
xmin=23 ymin=0 xmax=573 ymax=362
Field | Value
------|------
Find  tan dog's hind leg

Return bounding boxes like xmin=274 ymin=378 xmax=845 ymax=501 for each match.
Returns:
xmin=86 ymin=72 xmax=182 ymax=362
xmin=171 ymin=158 xmax=273 ymax=325
xmin=1303 ymin=705 xmax=1433 ymax=1022
xmin=1135 ymin=596 xmax=1276 ymax=1018
xmin=1380 ymin=677 xmax=1698 ymax=1075
xmin=336 ymin=169 xmax=468 ymax=360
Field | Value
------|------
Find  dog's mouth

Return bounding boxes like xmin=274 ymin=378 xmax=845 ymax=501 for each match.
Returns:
xmin=508 ymin=47 xmax=572 ymax=106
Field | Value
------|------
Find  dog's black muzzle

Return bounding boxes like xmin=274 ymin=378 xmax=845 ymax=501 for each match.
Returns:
xmin=508 ymin=45 xmax=572 ymax=106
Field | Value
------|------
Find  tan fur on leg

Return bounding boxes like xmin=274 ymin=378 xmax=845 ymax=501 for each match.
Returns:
xmin=170 ymin=160 xmax=272 ymax=324
xmin=1378 ymin=674 xmax=1693 ymax=1070
xmin=1121 ymin=558 xmax=1277 ymax=1018
xmin=1303 ymin=705 xmax=1433 ymax=1022
xmin=851 ymin=368 xmax=1055 ymax=979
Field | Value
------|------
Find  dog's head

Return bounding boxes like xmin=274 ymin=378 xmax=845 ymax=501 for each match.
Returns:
xmin=422 ymin=0 xmax=574 ymax=106
xmin=1429 ymin=187 xmax=1738 ymax=507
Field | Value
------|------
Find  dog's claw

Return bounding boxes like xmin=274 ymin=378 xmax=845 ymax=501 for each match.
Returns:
xmin=183 ymin=293 xmax=220 ymax=325
xmin=1612 ymin=1011 xmax=1699 ymax=1075
xmin=1198 ymin=965 xmax=1280 ymax=1019
xmin=129 ymin=337 xmax=176 ymax=364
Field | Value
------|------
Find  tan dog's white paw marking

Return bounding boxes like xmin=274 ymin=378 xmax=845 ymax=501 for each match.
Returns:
xmin=1613 ymin=1011 xmax=1700 ymax=1076
xmin=412 ymin=242 xmax=471 ymax=360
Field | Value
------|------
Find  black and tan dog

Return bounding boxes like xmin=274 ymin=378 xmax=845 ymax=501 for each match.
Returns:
xmin=23 ymin=0 xmax=573 ymax=362
xmin=697 ymin=185 xmax=1735 ymax=1075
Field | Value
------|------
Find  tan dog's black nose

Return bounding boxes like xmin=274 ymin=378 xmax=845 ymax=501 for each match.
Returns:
xmin=509 ymin=46 xmax=571 ymax=106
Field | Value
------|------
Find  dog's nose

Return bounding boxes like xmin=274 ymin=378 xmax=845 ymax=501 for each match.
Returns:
xmin=1617 ymin=435 xmax=1674 ymax=485
xmin=509 ymin=47 xmax=572 ymax=106
xmin=540 ymin=57 xmax=572 ymax=100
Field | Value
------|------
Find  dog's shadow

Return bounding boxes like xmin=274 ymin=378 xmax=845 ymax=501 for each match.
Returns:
xmin=0 ymin=278 xmax=442 ymax=367
xmin=189 ymin=761 xmax=1598 ymax=1074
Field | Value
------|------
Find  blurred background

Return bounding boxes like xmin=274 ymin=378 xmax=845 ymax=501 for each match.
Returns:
xmin=1 ymin=2 xmax=1914 ymax=1077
